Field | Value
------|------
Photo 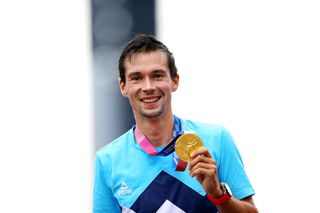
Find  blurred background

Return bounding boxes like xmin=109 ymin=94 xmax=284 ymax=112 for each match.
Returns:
xmin=1 ymin=0 xmax=319 ymax=212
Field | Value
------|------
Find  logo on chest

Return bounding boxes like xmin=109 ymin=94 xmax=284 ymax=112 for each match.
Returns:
xmin=118 ymin=182 xmax=133 ymax=196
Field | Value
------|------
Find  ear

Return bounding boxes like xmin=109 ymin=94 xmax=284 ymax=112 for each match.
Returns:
xmin=172 ymin=74 xmax=179 ymax=92
xmin=119 ymin=78 xmax=127 ymax=97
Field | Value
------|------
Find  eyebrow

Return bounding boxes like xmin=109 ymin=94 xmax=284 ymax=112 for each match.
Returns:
xmin=127 ymin=72 xmax=141 ymax=78
xmin=127 ymin=69 xmax=167 ymax=77
xmin=152 ymin=69 xmax=166 ymax=74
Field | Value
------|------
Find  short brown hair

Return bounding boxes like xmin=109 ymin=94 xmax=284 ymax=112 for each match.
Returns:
xmin=118 ymin=34 xmax=178 ymax=84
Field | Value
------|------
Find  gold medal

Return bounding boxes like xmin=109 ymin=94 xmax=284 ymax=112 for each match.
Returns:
xmin=175 ymin=132 xmax=203 ymax=162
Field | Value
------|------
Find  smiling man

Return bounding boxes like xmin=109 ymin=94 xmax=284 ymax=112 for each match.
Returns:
xmin=93 ymin=34 xmax=258 ymax=213
xmin=119 ymin=49 xmax=178 ymax=147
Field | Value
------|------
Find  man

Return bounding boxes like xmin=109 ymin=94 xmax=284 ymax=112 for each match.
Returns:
xmin=93 ymin=34 xmax=258 ymax=213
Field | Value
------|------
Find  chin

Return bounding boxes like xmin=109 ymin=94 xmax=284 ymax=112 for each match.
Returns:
xmin=140 ymin=109 xmax=165 ymax=119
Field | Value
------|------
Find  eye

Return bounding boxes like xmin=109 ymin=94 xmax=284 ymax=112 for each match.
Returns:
xmin=153 ymin=72 xmax=164 ymax=79
xmin=130 ymin=75 xmax=142 ymax=81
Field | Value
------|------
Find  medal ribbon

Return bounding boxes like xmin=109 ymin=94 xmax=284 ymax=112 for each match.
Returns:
xmin=134 ymin=116 xmax=188 ymax=171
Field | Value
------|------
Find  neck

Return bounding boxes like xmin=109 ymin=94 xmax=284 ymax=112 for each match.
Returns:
xmin=135 ymin=113 xmax=174 ymax=147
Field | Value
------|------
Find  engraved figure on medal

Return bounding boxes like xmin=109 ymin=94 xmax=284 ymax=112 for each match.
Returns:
xmin=175 ymin=133 xmax=204 ymax=162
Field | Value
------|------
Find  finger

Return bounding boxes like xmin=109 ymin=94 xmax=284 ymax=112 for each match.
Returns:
xmin=190 ymin=161 xmax=215 ymax=172
xmin=190 ymin=163 xmax=215 ymax=177
xmin=189 ymin=154 xmax=216 ymax=171
xmin=190 ymin=167 xmax=216 ymax=178
xmin=190 ymin=146 xmax=212 ymax=159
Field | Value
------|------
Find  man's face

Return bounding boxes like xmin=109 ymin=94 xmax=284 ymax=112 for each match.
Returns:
xmin=120 ymin=51 xmax=179 ymax=120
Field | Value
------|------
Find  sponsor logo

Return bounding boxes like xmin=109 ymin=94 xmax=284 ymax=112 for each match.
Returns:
xmin=118 ymin=182 xmax=133 ymax=196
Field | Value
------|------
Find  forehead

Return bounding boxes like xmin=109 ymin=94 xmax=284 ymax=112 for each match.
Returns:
xmin=124 ymin=51 xmax=169 ymax=74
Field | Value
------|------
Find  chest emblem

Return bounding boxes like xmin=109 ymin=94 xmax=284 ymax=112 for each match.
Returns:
xmin=118 ymin=182 xmax=133 ymax=196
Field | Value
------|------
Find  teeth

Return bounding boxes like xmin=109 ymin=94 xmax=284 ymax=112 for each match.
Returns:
xmin=142 ymin=97 xmax=159 ymax=103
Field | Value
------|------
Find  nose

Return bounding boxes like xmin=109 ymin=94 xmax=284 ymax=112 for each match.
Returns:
xmin=142 ymin=78 xmax=155 ymax=92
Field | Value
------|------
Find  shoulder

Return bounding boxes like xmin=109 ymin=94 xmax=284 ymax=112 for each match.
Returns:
xmin=96 ymin=128 xmax=134 ymax=162
xmin=179 ymin=117 xmax=235 ymax=156
xmin=181 ymin=117 xmax=227 ymax=138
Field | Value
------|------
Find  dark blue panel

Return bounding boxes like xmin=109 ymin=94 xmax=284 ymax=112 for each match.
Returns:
xmin=130 ymin=171 xmax=218 ymax=213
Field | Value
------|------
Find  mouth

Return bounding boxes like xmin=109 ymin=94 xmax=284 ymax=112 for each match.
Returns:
xmin=140 ymin=96 xmax=161 ymax=103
